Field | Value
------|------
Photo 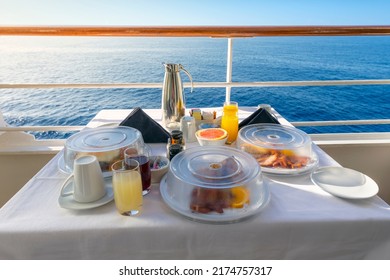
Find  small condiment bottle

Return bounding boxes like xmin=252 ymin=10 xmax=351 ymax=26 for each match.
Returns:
xmin=220 ymin=101 xmax=239 ymax=144
xmin=168 ymin=144 xmax=183 ymax=160
xmin=166 ymin=130 xmax=185 ymax=159
xmin=171 ymin=130 xmax=185 ymax=146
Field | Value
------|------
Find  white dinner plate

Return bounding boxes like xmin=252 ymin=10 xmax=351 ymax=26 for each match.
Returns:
xmin=311 ymin=166 xmax=379 ymax=199
xmin=58 ymin=176 xmax=114 ymax=210
xmin=159 ymin=175 xmax=271 ymax=223
xmin=58 ymin=154 xmax=70 ymax=174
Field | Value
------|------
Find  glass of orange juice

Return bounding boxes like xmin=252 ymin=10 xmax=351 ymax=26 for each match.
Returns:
xmin=111 ymin=159 xmax=143 ymax=216
xmin=221 ymin=101 xmax=239 ymax=144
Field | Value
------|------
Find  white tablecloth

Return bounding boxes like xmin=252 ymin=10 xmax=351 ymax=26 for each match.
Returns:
xmin=1 ymin=108 xmax=390 ymax=260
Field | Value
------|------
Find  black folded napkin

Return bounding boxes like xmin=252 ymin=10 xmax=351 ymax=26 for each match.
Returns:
xmin=239 ymin=108 xmax=279 ymax=130
xmin=120 ymin=107 xmax=170 ymax=143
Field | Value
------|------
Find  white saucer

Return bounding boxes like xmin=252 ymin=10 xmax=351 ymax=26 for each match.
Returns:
xmin=58 ymin=176 xmax=114 ymax=210
xmin=311 ymin=166 xmax=379 ymax=199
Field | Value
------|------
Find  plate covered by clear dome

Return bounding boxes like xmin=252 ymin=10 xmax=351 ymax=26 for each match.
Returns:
xmin=60 ymin=126 xmax=144 ymax=173
xmin=160 ymin=146 xmax=270 ymax=223
xmin=237 ymin=124 xmax=318 ymax=175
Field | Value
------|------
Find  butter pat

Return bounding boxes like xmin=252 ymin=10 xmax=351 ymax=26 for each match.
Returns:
xmin=190 ymin=108 xmax=202 ymax=120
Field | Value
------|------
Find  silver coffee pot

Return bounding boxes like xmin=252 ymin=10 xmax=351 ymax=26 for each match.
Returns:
xmin=162 ymin=63 xmax=193 ymax=130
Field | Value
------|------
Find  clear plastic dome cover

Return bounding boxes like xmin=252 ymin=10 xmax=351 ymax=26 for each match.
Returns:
xmin=170 ymin=147 xmax=258 ymax=187
xmin=61 ymin=126 xmax=144 ymax=173
xmin=237 ymin=124 xmax=318 ymax=175
xmin=161 ymin=146 xmax=270 ymax=223
xmin=238 ymin=123 xmax=311 ymax=151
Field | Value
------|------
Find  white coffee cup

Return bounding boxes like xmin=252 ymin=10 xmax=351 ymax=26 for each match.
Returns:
xmin=60 ymin=155 xmax=106 ymax=203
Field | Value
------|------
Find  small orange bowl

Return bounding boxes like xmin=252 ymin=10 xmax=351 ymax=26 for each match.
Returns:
xmin=195 ymin=128 xmax=228 ymax=146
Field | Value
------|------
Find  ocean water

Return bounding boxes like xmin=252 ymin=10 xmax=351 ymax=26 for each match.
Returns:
xmin=0 ymin=36 xmax=389 ymax=139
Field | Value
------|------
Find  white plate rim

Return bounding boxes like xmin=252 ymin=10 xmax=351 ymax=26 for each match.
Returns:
xmin=58 ymin=154 xmax=72 ymax=174
xmin=310 ymin=166 xmax=379 ymax=199
xmin=159 ymin=175 xmax=271 ymax=223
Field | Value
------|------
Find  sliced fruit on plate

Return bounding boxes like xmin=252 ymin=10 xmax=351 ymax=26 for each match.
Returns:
xmin=230 ymin=187 xmax=250 ymax=208
xmin=196 ymin=128 xmax=227 ymax=140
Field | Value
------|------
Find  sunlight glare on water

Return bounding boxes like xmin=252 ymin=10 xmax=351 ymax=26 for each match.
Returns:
xmin=0 ymin=36 xmax=389 ymax=138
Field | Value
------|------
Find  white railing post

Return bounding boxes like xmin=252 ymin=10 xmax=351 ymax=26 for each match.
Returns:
xmin=225 ymin=38 xmax=233 ymax=103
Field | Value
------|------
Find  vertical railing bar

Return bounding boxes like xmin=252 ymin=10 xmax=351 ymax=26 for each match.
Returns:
xmin=225 ymin=38 xmax=233 ymax=103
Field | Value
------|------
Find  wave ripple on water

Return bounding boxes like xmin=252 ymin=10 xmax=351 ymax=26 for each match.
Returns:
xmin=0 ymin=36 xmax=389 ymax=138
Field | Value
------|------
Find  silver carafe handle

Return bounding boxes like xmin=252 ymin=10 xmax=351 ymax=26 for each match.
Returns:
xmin=179 ymin=65 xmax=193 ymax=93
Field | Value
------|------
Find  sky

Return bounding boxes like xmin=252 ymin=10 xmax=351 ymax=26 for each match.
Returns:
xmin=0 ymin=0 xmax=389 ymax=26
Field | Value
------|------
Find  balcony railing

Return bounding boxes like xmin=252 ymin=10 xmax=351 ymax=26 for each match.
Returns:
xmin=1 ymin=25 xmax=390 ymax=135
xmin=2 ymin=25 xmax=390 ymax=37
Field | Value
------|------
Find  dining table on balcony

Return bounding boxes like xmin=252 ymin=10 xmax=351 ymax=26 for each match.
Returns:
xmin=0 ymin=107 xmax=389 ymax=260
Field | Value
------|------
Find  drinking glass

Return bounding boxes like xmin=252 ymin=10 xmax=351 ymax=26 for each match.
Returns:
xmin=111 ymin=159 xmax=143 ymax=216
xmin=221 ymin=101 xmax=239 ymax=144
xmin=124 ymin=145 xmax=152 ymax=195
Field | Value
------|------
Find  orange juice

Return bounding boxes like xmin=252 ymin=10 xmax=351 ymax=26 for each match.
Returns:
xmin=221 ymin=101 xmax=239 ymax=144
xmin=113 ymin=170 xmax=143 ymax=215
xmin=112 ymin=159 xmax=143 ymax=216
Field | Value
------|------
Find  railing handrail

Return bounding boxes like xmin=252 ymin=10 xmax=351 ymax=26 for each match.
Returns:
xmin=1 ymin=79 xmax=390 ymax=89
xmin=292 ymin=119 xmax=390 ymax=127
xmin=0 ymin=126 xmax=85 ymax=132
xmin=4 ymin=120 xmax=390 ymax=133
xmin=1 ymin=25 xmax=390 ymax=37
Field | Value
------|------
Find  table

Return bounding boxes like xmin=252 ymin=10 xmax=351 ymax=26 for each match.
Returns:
xmin=1 ymin=108 xmax=390 ymax=260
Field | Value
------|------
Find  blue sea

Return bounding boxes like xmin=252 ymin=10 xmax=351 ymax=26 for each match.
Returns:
xmin=0 ymin=36 xmax=389 ymax=139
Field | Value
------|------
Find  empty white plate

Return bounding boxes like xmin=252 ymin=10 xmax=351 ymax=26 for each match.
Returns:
xmin=311 ymin=166 xmax=379 ymax=199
